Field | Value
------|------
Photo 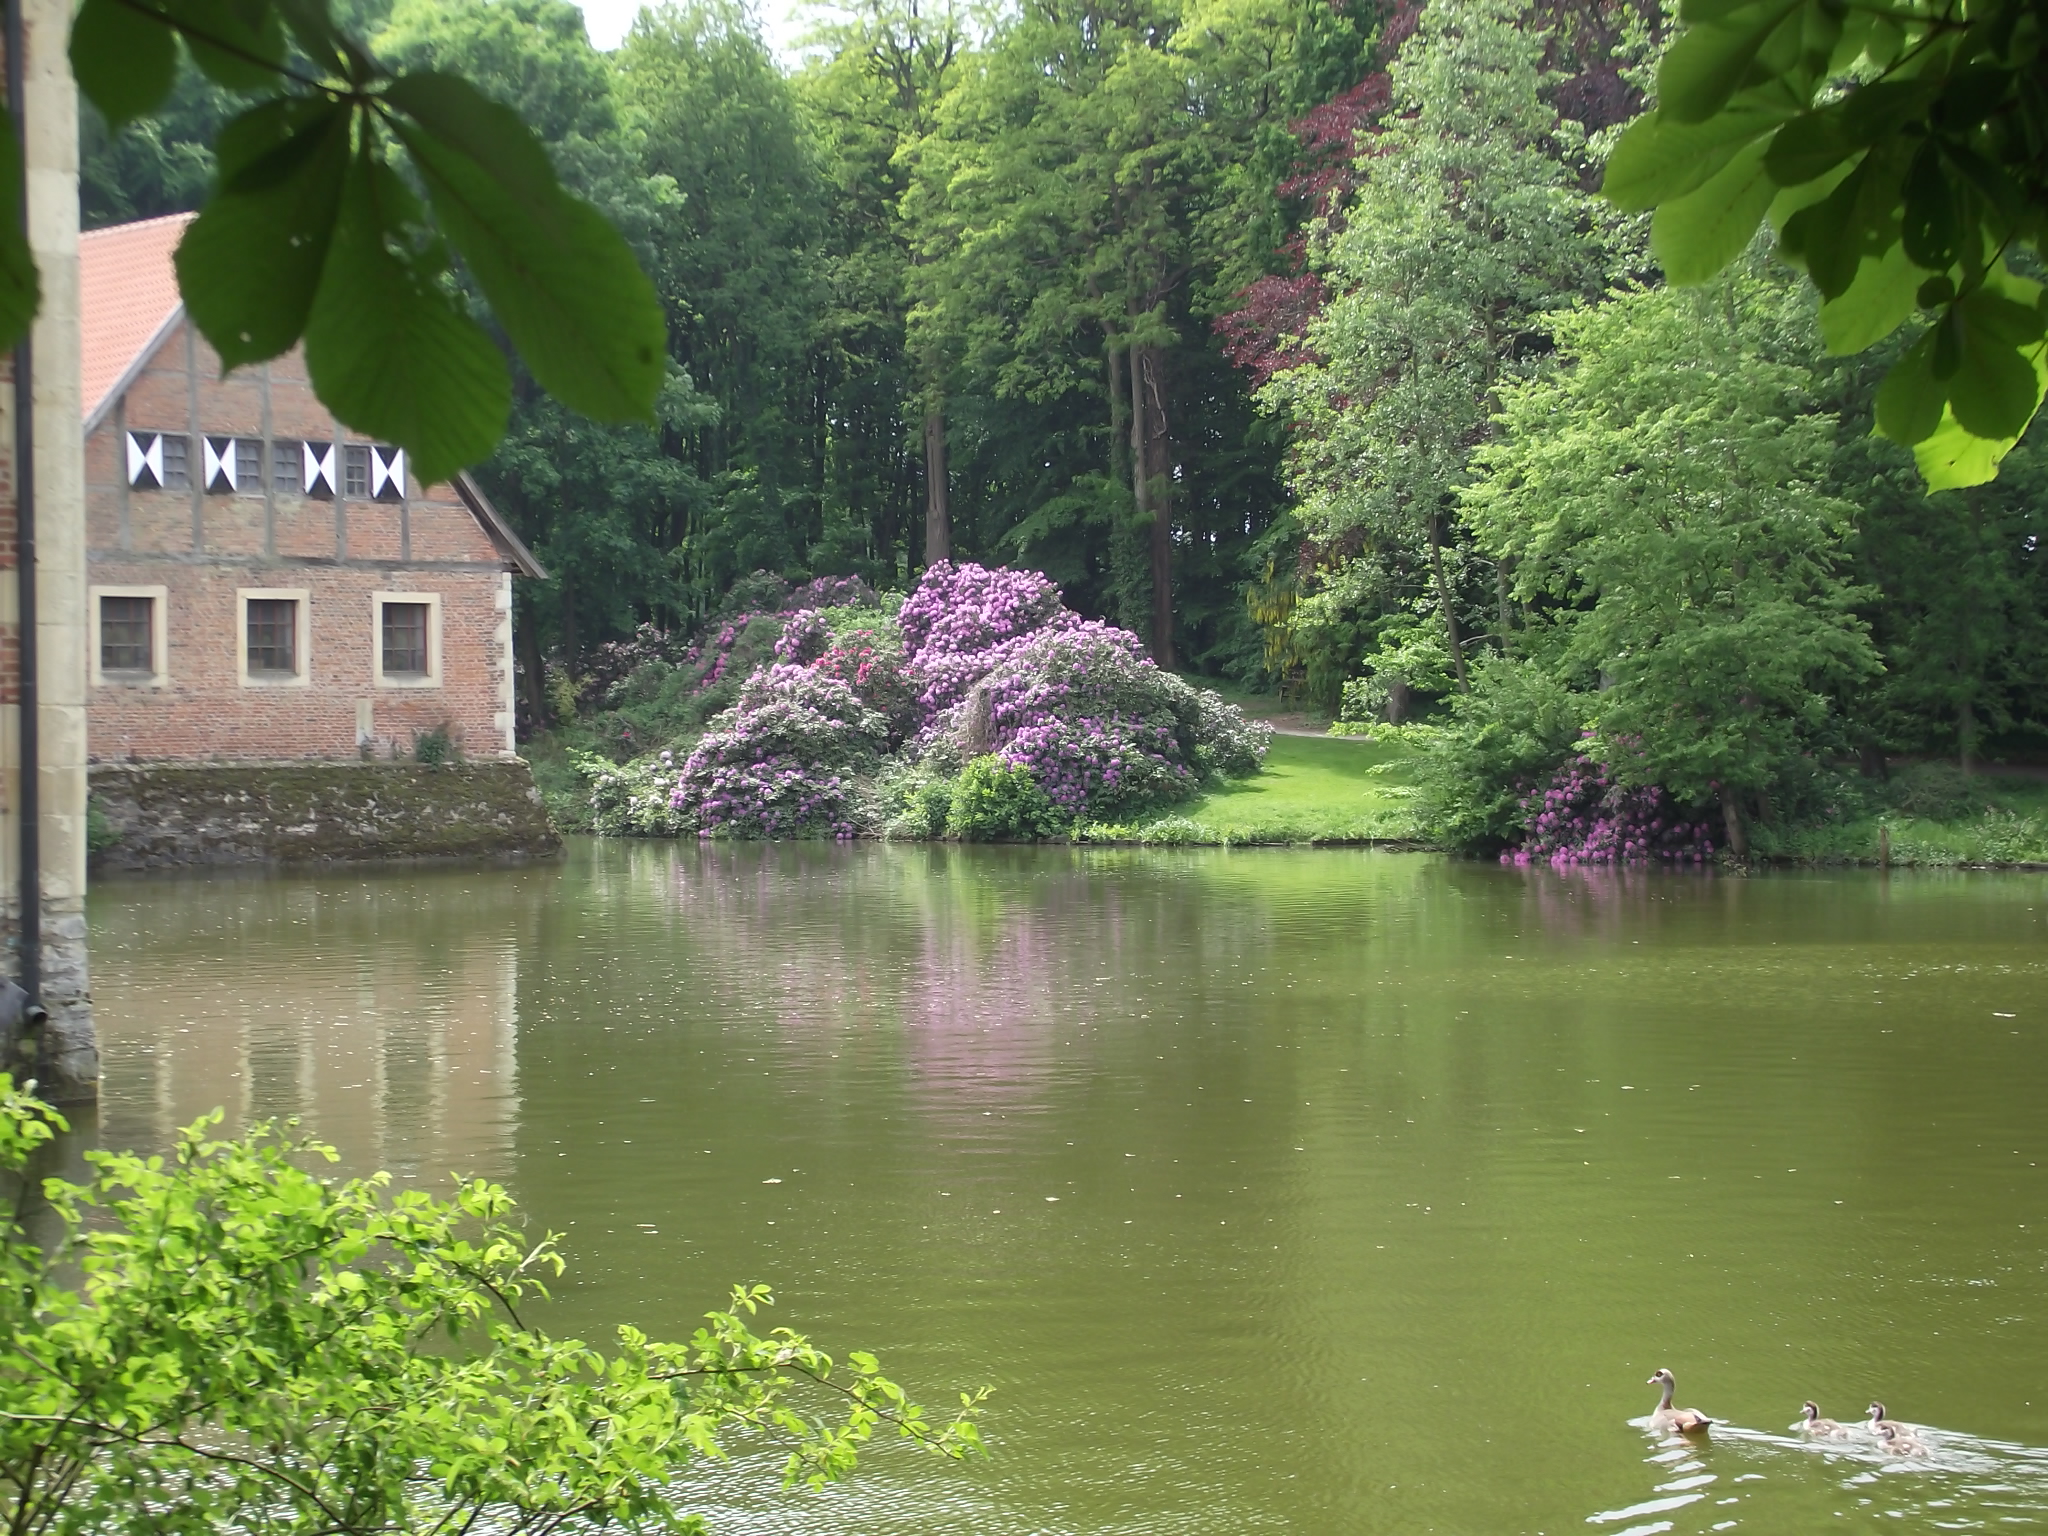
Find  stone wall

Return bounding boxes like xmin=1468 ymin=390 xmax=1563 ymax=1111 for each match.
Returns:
xmin=90 ymin=760 xmax=561 ymax=871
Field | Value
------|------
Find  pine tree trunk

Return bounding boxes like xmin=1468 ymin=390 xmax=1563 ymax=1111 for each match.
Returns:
xmin=1133 ymin=342 xmax=1174 ymax=670
xmin=517 ymin=607 xmax=549 ymax=735
xmin=1128 ymin=340 xmax=1154 ymax=645
xmin=1107 ymin=342 xmax=1129 ymax=484
xmin=1429 ymin=514 xmax=1468 ymax=693
xmin=923 ymin=407 xmax=950 ymax=564
xmin=1959 ymin=696 xmax=1978 ymax=774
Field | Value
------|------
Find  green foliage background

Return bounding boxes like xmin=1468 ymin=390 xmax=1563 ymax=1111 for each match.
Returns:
xmin=77 ymin=0 xmax=2048 ymax=853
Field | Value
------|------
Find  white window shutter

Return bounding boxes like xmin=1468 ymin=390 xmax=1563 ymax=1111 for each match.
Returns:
xmin=304 ymin=441 xmax=336 ymax=497
xmin=371 ymin=445 xmax=406 ymax=500
xmin=204 ymin=435 xmax=236 ymax=493
xmin=125 ymin=431 xmax=162 ymax=489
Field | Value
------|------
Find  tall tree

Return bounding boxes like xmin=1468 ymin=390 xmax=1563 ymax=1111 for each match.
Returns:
xmin=797 ymin=0 xmax=972 ymax=568
xmin=1260 ymin=0 xmax=1602 ymax=696
xmin=618 ymin=2 xmax=831 ymax=594
xmin=1464 ymin=270 xmax=1880 ymax=853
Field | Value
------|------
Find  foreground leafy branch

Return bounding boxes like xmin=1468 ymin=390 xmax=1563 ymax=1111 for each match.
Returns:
xmin=0 ymin=0 xmax=668 ymax=483
xmin=0 ymin=1076 xmax=984 ymax=1535
xmin=1605 ymin=0 xmax=2048 ymax=490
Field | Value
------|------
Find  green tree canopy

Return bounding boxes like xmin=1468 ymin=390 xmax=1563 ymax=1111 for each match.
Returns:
xmin=1463 ymin=268 xmax=1881 ymax=850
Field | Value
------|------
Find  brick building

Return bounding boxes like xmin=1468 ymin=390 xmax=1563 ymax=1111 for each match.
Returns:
xmin=81 ymin=212 xmax=544 ymax=765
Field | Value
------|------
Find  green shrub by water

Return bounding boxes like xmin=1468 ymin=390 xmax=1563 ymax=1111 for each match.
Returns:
xmin=946 ymin=757 xmax=1064 ymax=841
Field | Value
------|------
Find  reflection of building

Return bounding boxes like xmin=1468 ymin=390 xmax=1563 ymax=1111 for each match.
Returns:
xmin=79 ymin=213 xmax=544 ymax=764
xmin=2 ymin=0 xmax=96 ymax=1100
xmin=95 ymin=907 xmax=521 ymax=1183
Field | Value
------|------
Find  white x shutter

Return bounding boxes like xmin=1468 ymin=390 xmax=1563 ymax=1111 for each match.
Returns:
xmin=371 ymin=445 xmax=406 ymax=501
xmin=125 ymin=431 xmax=163 ymax=489
xmin=304 ymin=441 xmax=336 ymax=497
xmin=203 ymin=436 xmax=237 ymax=493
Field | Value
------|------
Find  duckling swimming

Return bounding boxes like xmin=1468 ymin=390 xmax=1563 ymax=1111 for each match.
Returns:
xmin=1646 ymin=1369 xmax=1712 ymax=1434
xmin=1875 ymin=1422 xmax=1927 ymax=1457
xmin=1798 ymin=1401 xmax=1849 ymax=1439
xmin=1868 ymin=1402 xmax=1907 ymax=1436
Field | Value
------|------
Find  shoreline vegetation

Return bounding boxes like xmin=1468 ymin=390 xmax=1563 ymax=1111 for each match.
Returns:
xmin=520 ymin=565 xmax=2048 ymax=867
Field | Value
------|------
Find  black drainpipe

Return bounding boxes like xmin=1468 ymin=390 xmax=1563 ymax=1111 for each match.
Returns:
xmin=5 ymin=0 xmax=38 ymax=1010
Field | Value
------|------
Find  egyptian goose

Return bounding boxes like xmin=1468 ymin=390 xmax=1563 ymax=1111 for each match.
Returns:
xmin=1646 ymin=1369 xmax=1711 ymax=1433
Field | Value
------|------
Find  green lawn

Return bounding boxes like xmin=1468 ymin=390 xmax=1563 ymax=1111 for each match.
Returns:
xmin=1080 ymin=733 xmax=1425 ymax=845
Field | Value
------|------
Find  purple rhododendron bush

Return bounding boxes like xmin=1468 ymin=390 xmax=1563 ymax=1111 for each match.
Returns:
xmin=1499 ymin=754 xmax=1716 ymax=867
xmin=670 ymin=665 xmax=890 ymax=838
xmin=918 ymin=621 xmax=1271 ymax=821
xmin=596 ymin=560 xmax=1271 ymax=838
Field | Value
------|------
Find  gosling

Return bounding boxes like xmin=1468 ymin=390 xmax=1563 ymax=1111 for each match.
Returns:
xmin=1798 ymin=1401 xmax=1849 ymax=1439
xmin=1875 ymin=1422 xmax=1928 ymax=1457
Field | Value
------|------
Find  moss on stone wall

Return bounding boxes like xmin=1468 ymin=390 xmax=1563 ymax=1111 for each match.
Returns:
xmin=90 ymin=761 xmax=562 ymax=871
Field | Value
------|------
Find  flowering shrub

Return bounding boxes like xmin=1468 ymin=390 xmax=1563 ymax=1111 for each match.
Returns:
xmin=576 ymin=576 xmax=879 ymax=715
xmin=813 ymin=637 xmax=921 ymax=746
xmin=1501 ymin=754 xmax=1714 ymax=866
xmin=576 ymin=750 xmax=688 ymax=837
xmin=671 ymin=665 xmax=888 ymax=838
xmin=997 ymin=715 xmax=1195 ymax=819
xmin=899 ymin=561 xmax=1064 ymax=662
xmin=774 ymin=609 xmax=833 ymax=665
xmin=787 ymin=574 xmax=879 ymax=613
xmin=919 ymin=619 xmax=1271 ymax=820
xmin=573 ymin=561 xmax=1273 ymax=839
xmin=1189 ymin=688 xmax=1276 ymax=779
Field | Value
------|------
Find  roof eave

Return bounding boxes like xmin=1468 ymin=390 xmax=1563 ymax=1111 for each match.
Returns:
xmin=453 ymin=472 xmax=548 ymax=581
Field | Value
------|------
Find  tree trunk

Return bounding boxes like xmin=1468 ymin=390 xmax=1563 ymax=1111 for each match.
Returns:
xmin=1428 ymin=514 xmax=1468 ymax=693
xmin=1106 ymin=341 xmax=1129 ymax=484
xmin=1959 ymin=696 xmax=1978 ymax=774
xmin=1719 ymin=790 xmax=1748 ymax=859
xmin=923 ymin=406 xmax=950 ymax=564
xmin=1133 ymin=342 xmax=1174 ymax=670
xmin=1386 ymin=679 xmax=1410 ymax=725
xmin=517 ymin=605 xmax=549 ymax=736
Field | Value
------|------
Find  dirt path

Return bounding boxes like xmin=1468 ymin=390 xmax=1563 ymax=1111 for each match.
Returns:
xmin=1233 ymin=701 xmax=1336 ymax=738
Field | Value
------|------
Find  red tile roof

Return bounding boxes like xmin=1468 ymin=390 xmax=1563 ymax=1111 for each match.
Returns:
xmin=80 ymin=212 xmax=193 ymax=426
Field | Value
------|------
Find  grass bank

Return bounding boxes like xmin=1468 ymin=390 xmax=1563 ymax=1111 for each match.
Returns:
xmin=522 ymin=717 xmax=2048 ymax=865
xmin=1749 ymin=773 xmax=2048 ymax=867
xmin=1077 ymin=733 xmax=1424 ymax=845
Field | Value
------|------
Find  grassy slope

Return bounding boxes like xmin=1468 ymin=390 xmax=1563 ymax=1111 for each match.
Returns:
xmin=1750 ymin=773 xmax=2048 ymax=865
xmin=1081 ymin=734 xmax=1425 ymax=844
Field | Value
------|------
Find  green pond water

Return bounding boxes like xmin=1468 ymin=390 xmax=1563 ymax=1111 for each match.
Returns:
xmin=87 ymin=841 xmax=2048 ymax=1534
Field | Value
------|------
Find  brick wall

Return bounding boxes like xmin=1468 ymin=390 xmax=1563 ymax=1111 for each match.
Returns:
xmin=85 ymin=323 xmax=519 ymax=762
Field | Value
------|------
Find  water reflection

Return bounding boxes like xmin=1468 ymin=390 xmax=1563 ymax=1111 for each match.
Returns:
xmin=85 ymin=845 xmax=2048 ymax=1536
xmin=94 ymin=870 xmax=525 ymax=1182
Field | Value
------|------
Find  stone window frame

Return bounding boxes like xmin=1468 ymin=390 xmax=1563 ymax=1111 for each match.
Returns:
xmin=88 ymin=584 xmax=169 ymax=689
xmin=236 ymin=587 xmax=312 ymax=689
xmin=371 ymin=591 xmax=442 ymax=689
